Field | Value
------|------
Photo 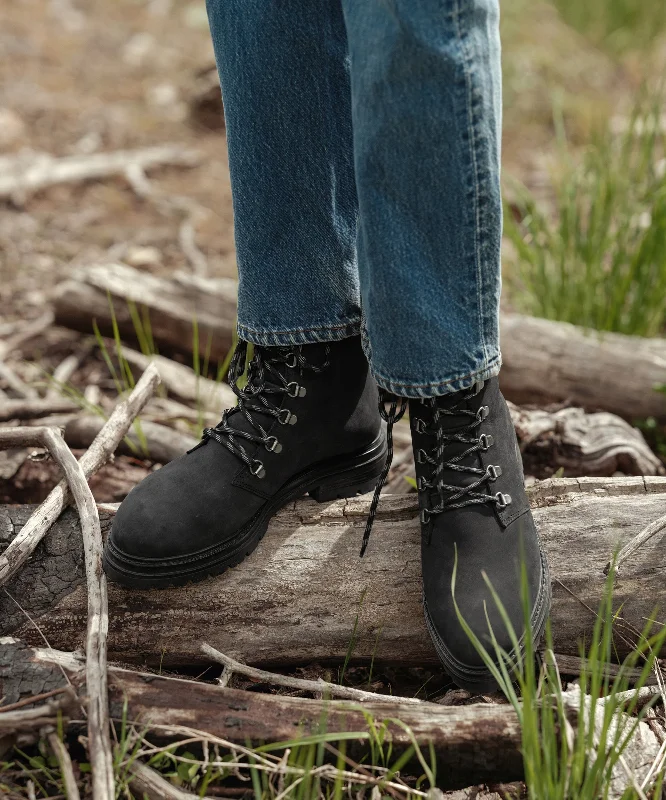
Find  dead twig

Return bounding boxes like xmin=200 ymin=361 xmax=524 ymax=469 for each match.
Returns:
xmin=606 ymin=513 xmax=666 ymax=575
xmin=0 ymin=361 xmax=38 ymax=400
xmin=0 ymin=363 xmax=160 ymax=588
xmin=0 ymin=147 xmax=200 ymax=201
xmin=0 ymin=427 xmax=113 ymax=798
xmin=129 ymin=760 xmax=200 ymax=800
xmin=125 ymin=162 xmax=210 ymax=277
xmin=48 ymin=732 xmax=82 ymax=800
xmin=201 ymin=643 xmax=421 ymax=704
xmin=0 ymin=397 xmax=78 ymax=421
xmin=0 ymin=311 xmax=54 ymax=361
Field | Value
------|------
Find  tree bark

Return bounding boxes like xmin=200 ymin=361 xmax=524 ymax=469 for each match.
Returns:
xmin=0 ymin=638 xmax=522 ymax=789
xmin=2 ymin=477 xmax=666 ymax=668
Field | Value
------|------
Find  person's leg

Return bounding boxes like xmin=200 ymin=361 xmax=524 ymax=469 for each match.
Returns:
xmin=103 ymin=0 xmax=387 ymax=589
xmin=342 ymin=0 xmax=502 ymax=396
xmin=346 ymin=0 xmax=550 ymax=691
xmin=209 ymin=0 xmax=361 ymax=345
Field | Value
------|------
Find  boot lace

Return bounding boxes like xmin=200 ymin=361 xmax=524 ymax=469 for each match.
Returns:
xmin=360 ymin=390 xmax=408 ymax=556
xmin=201 ymin=340 xmax=329 ymax=479
xmin=413 ymin=383 xmax=511 ymax=543
xmin=360 ymin=384 xmax=511 ymax=554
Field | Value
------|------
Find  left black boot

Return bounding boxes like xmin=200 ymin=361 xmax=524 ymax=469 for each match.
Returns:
xmin=363 ymin=377 xmax=551 ymax=693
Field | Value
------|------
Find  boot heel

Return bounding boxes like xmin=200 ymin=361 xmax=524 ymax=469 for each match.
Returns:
xmin=309 ymin=475 xmax=379 ymax=503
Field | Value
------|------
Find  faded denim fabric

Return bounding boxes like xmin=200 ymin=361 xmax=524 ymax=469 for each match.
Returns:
xmin=206 ymin=0 xmax=503 ymax=398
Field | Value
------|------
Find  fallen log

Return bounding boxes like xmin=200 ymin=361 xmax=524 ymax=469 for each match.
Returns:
xmin=510 ymin=404 xmax=664 ymax=477
xmin=53 ymin=263 xmax=237 ymax=362
xmin=2 ymin=477 xmax=666 ymax=667
xmin=0 ymin=639 xmax=523 ymax=789
xmin=500 ymin=313 xmax=666 ymax=421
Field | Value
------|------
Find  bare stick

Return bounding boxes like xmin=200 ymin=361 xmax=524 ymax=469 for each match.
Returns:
xmin=0 ymin=363 xmax=160 ymax=587
xmin=0 ymin=397 xmax=78 ymax=421
xmin=0 ymin=361 xmax=38 ymax=400
xmin=0 ymin=146 xmax=200 ymax=200
xmin=0 ymin=689 xmax=77 ymax=733
xmin=0 ymin=311 xmax=54 ymax=360
xmin=48 ymin=732 xmax=82 ymax=800
xmin=201 ymin=643 xmax=421 ymax=704
xmin=605 ymin=513 xmax=666 ymax=575
xmin=0 ymin=427 xmax=113 ymax=798
xmin=46 ymin=354 xmax=84 ymax=399
xmin=129 ymin=761 xmax=200 ymax=800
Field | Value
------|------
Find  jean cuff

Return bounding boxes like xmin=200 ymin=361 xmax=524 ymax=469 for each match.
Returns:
xmin=368 ymin=354 xmax=503 ymax=399
xmin=237 ymin=318 xmax=362 ymax=347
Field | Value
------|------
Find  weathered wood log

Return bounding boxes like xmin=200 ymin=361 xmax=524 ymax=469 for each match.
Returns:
xmin=53 ymin=263 xmax=237 ymax=362
xmin=2 ymin=477 xmax=666 ymax=668
xmin=500 ymin=313 xmax=666 ymax=421
xmin=0 ymin=639 xmax=523 ymax=789
xmin=510 ymin=404 xmax=664 ymax=477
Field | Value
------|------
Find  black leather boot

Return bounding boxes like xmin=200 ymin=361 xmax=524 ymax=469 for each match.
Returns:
xmin=103 ymin=335 xmax=385 ymax=588
xmin=363 ymin=378 xmax=550 ymax=692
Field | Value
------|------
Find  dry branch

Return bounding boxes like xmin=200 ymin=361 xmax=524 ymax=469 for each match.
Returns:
xmin=3 ymin=476 xmax=666 ymax=666
xmin=0 ymin=397 xmax=78 ymax=422
xmin=129 ymin=761 xmax=200 ymax=800
xmin=64 ymin=414 xmax=198 ymax=464
xmin=0 ymin=427 xmax=113 ymax=799
xmin=53 ymin=263 xmax=237 ymax=362
xmin=201 ymin=643 xmax=420 ymax=704
xmin=120 ymin=346 xmax=235 ymax=411
xmin=0 ymin=364 xmax=160 ymax=588
xmin=500 ymin=313 xmax=666 ymax=421
xmin=0 ymin=146 xmax=200 ymax=200
xmin=48 ymin=731 xmax=82 ymax=800
xmin=0 ymin=639 xmax=523 ymax=789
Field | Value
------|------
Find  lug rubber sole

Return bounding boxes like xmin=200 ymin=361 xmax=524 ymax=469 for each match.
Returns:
xmin=424 ymin=546 xmax=552 ymax=694
xmin=103 ymin=430 xmax=387 ymax=589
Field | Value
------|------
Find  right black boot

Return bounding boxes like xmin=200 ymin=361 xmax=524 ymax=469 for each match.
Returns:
xmin=103 ymin=335 xmax=385 ymax=588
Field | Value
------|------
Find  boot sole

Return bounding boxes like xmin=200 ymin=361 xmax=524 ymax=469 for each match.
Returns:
xmin=424 ymin=546 xmax=552 ymax=694
xmin=103 ymin=431 xmax=387 ymax=589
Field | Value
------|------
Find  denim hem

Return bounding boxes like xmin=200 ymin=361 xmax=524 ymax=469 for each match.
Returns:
xmin=237 ymin=318 xmax=362 ymax=347
xmin=370 ymin=354 xmax=503 ymax=399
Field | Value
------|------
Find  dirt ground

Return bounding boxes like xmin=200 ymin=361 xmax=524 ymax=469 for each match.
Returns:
xmin=0 ymin=0 xmax=236 ymax=318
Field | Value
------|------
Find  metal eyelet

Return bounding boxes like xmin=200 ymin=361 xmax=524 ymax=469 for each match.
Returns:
xmin=420 ymin=508 xmax=431 ymax=524
xmin=284 ymin=353 xmax=297 ymax=369
xmin=479 ymin=433 xmax=494 ymax=450
xmin=416 ymin=448 xmax=427 ymax=464
xmin=287 ymin=382 xmax=306 ymax=398
xmin=278 ymin=408 xmax=297 ymax=425
xmin=486 ymin=464 xmax=502 ymax=481
xmin=495 ymin=492 xmax=512 ymax=509
xmin=264 ymin=436 xmax=282 ymax=453
xmin=417 ymin=476 xmax=428 ymax=491
xmin=251 ymin=460 xmax=266 ymax=479
xmin=413 ymin=418 xmax=427 ymax=434
xmin=477 ymin=405 xmax=490 ymax=421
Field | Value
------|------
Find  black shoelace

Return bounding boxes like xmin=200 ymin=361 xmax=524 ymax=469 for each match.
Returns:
xmin=360 ymin=390 xmax=408 ymax=556
xmin=201 ymin=340 xmax=329 ymax=479
xmin=361 ymin=384 xmax=511 ymax=554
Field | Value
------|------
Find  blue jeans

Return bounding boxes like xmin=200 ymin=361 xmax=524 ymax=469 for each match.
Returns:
xmin=206 ymin=0 xmax=503 ymax=398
